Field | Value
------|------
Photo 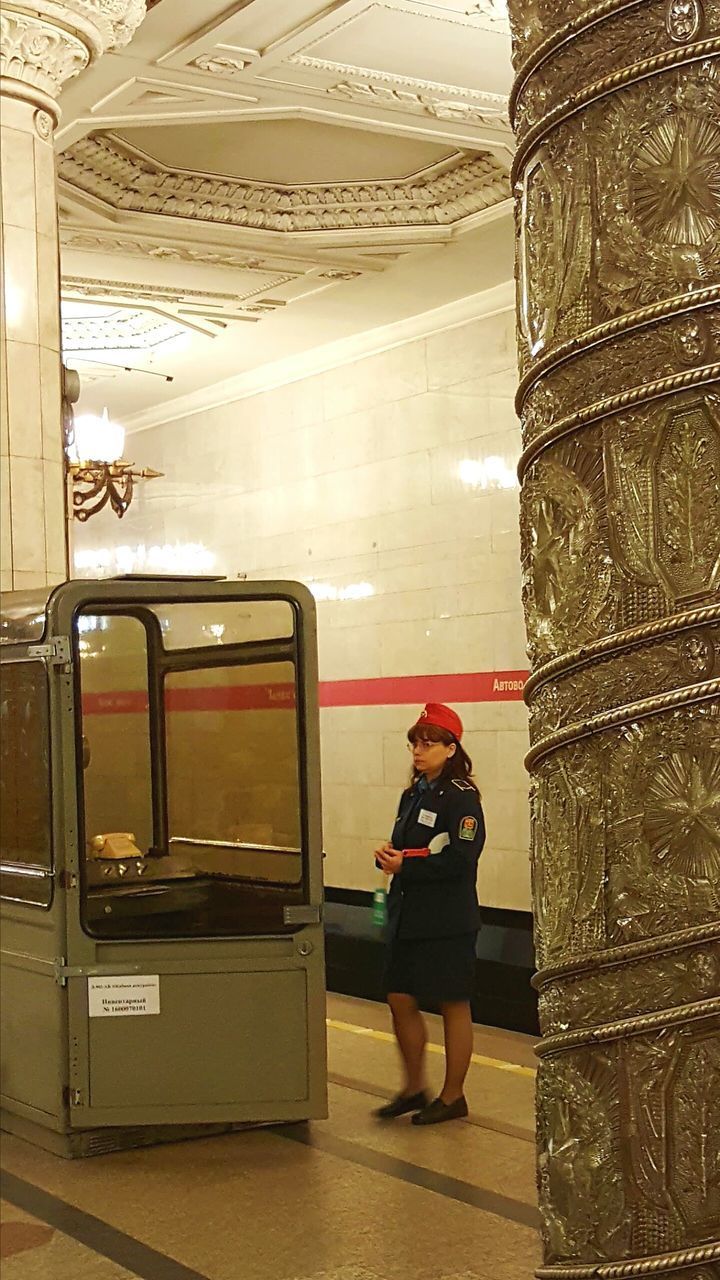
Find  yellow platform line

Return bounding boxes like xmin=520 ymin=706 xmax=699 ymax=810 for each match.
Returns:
xmin=326 ymin=1017 xmax=536 ymax=1078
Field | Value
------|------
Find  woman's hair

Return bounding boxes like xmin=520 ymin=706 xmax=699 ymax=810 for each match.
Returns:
xmin=407 ymin=723 xmax=480 ymax=794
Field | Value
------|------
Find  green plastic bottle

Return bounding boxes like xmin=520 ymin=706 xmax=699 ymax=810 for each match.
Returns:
xmin=372 ymin=883 xmax=387 ymax=928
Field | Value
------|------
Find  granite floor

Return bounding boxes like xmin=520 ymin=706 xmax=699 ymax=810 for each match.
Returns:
xmin=1 ymin=994 xmax=540 ymax=1279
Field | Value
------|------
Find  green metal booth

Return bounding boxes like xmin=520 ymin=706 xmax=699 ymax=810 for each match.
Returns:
xmin=0 ymin=578 xmax=327 ymax=1156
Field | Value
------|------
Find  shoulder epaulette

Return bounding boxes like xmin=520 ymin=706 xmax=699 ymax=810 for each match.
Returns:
xmin=451 ymin=779 xmax=474 ymax=791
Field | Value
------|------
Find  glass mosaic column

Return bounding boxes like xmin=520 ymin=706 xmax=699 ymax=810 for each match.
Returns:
xmin=507 ymin=1 xmax=720 ymax=1276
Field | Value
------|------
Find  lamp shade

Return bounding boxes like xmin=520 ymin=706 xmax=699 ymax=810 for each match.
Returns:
xmin=68 ymin=409 xmax=125 ymax=465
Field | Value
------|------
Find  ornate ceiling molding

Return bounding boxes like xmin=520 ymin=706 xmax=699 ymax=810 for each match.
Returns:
xmin=465 ymin=0 xmax=510 ymax=31
xmin=326 ymin=78 xmax=510 ymax=128
xmin=290 ymin=55 xmax=508 ymax=111
xmin=59 ymin=133 xmax=511 ymax=233
xmin=61 ymin=273 xmax=298 ymax=322
xmin=292 ymin=0 xmax=508 ymax=51
xmin=59 ymin=226 xmax=376 ymax=284
xmin=190 ymin=52 xmax=256 ymax=76
xmin=59 ymin=230 xmax=299 ymax=272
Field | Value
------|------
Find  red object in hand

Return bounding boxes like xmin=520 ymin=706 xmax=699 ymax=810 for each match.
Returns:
xmin=403 ymin=847 xmax=430 ymax=859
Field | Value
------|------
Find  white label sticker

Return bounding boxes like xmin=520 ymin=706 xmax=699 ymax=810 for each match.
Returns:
xmin=418 ymin=809 xmax=437 ymax=828
xmin=88 ymin=975 xmax=160 ymax=1018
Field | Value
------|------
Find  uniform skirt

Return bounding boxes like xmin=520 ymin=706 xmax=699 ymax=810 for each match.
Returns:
xmin=383 ymin=931 xmax=478 ymax=1006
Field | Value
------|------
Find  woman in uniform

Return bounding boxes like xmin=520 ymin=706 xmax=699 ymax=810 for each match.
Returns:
xmin=374 ymin=703 xmax=485 ymax=1125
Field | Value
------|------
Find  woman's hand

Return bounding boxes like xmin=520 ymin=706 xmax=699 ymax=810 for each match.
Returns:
xmin=375 ymin=845 xmax=403 ymax=875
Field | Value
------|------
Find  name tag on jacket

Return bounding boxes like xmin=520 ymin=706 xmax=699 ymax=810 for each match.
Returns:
xmin=418 ymin=809 xmax=437 ymax=828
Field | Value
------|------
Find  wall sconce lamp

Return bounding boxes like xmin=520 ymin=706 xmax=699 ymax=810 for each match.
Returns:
xmin=62 ymin=368 xmax=162 ymax=522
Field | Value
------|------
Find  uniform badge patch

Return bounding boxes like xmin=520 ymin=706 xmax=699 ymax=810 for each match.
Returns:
xmin=459 ymin=816 xmax=478 ymax=841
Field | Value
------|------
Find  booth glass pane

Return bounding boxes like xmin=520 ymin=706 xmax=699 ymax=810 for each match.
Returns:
xmin=78 ymin=601 xmax=307 ymax=940
xmin=0 ymin=660 xmax=52 ymax=906
xmin=79 ymin=614 xmax=154 ymax=857
xmin=153 ymin=600 xmax=294 ymax=649
xmin=165 ymin=660 xmax=302 ymax=886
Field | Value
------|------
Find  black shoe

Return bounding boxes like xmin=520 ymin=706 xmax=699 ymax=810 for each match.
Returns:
xmin=411 ymin=1095 xmax=468 ymax=1125
xmin=373 ymin=1090 xmax=429 ymax=1119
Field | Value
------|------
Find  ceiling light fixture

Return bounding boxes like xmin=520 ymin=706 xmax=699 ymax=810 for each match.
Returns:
xmin=62 ymin=370 xmax=163 ymax=522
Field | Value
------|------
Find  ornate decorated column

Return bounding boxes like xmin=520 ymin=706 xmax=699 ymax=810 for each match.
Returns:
xmin=0 ymin=0 xmax=146 ymax=590
xmin=507 ymin=1 xmax=720 ymax=1276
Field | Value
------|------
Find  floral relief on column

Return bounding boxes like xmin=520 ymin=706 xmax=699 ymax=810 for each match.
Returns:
xmin=510 ymin=0 xmax=720 ymax=1268
xmin=0 ymin=11 xmax=88 ymax=96
xmin=607 ymin=710 xmax=720 ymax=946
xmin=531 ymin=752 xmax=607 ymax=969
xmin=642 ymin=749 xmax=720 ymax=880
xmin=517 ymin=139 xmax=592 ymax=363
xmin=63 ymin=0 xmax=148 ymax=51
xmin=595 ymin=68 xmax=720 ymax=320
xmin=521 ymin=437 xmax=613 ymax=662
xmin=536 ymin=1049 xmax=627 ymax=1263
xmin=0 ymin=1 xmax=146 ymax=101
xmin=652 ymin=397 xmax=720 ymax=602
xmin=539 ymin=941 xmax=720 ymax=1034
xmin=666 ymin=0 xmax=705 ymax=42
xmin=603 ymin=397 xmax=720 ymax=619
xmin=623 ymin=1027 xmax=720 ymax=1255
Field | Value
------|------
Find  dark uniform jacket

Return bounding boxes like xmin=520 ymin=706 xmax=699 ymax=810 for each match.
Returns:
xmin=385 ymin=776 xmax=485 ymax=940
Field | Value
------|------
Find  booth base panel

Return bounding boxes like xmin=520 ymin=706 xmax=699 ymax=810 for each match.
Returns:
xmin=1 ymin=1107 xmax=311 ymax=1159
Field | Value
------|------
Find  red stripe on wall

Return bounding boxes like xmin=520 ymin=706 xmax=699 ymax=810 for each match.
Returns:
xmin=318 ymin=671 xmax=528 ymax=707
xmin=82 ymin=670 xmax=528 ymax=716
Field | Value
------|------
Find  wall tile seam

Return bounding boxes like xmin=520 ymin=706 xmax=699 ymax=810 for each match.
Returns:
xmin=195 ymin=491 xmax=480 ymax=538
xmin=158 ymin=426 xmax=522 ymax=485
xmin=123 ymin=293 xmax=517 ymax=436
xmin=185 ymin=387 xmax=518 ymax=444
xmin=33 ymin=131 xmax=54 ymax=238
xmin=8 ymin=457 xmax=45 ymax=575
xmin=320 ymin=388 xmax=431 ymax=424
xmin=172 ymin=445 xmax=438 ymax=493
xmin=189 ymin=401 xmax=515 ymax=437
xmin=324 ymin=601 xmax=527 ymax=629
xmin=2 ymin=454 xmax=16 ymax=582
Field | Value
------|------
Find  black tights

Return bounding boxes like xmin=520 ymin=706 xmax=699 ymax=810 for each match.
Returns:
xmin=387 ymin=992 xmax=473 ymax=1102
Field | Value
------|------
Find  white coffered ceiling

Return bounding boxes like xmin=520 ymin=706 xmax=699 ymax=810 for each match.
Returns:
xmin=56 ymin=0 xmax=514 ymax=424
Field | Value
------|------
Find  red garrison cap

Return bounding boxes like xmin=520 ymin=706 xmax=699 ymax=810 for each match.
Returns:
xmin=412 ymin=703 xmax=463 ymax=741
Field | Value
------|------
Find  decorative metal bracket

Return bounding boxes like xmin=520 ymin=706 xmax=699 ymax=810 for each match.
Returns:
xmin=69 ymin=461 xmax=163 ymax=521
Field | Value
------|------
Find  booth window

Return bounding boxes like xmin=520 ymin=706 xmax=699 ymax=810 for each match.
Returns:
xmin=77 ymin=599 xmax=307 ymax=939
xmin=79 ymin=614 xmax=154 ymax=859
xmin=165 ymin=660 xmax=302 ymax=883
xmin=154 ymin=600 xmax=294 ymax=649
xmin=0 ymin=661 xmax=53 ymax=906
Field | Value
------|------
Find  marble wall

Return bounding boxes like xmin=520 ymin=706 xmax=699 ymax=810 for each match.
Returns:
xmin=72 ymin=307 xmax=532 ymax=911
xmin=0 ymin=96 xmax=66 ymax=591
